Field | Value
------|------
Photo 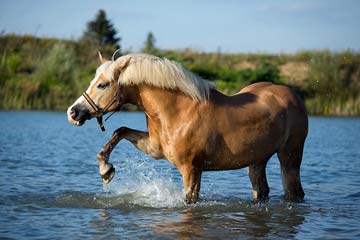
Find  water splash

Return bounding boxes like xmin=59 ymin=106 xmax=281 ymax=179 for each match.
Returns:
xmin=102 ymin=153 xmax=185 ymax=208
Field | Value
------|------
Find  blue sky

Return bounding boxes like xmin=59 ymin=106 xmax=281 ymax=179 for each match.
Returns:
xmin=0 ymin=0 xmax=359 ymax=53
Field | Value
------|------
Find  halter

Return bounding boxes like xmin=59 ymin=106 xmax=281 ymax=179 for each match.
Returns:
xmin=82 ymin=92 xmax=118 ymax=131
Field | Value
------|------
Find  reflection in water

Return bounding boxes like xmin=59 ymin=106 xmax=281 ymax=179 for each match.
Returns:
xmin=137 ymin=201 xmax=308 ymax=239
xmin=89 ymin=209 xmax=116 ymax=238
xmin=79 ymin=197 xmax=309 ymax=239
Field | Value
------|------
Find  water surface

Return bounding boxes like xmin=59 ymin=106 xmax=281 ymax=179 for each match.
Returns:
xmin=0 ymin=111 xmax=359 ymax=239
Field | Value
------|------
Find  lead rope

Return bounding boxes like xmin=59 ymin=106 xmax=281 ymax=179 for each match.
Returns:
xmin=104 ymin=111 xmax=117 ymax=122
xmin=97 ymin=116 xmax=105 ymax=131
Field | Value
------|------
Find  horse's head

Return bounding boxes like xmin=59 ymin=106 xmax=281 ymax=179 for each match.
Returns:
xmin=67 ymin=52 xmax=130 ymax=128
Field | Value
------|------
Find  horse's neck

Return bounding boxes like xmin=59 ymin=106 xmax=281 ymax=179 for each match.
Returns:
xmin=130 ymin=85 xmax=199 ymax=125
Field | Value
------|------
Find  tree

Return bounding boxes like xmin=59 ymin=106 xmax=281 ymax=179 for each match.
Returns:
xmin=83 ymin=9 xmax=120 ymax=48
xmin=142 ymin=32 xmax=157 ymax=54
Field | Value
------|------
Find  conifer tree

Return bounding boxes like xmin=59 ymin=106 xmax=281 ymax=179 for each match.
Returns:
xmin=143 ymin=32 xmax=157 ymax=54
xmin=83 ymin=9 xmax=120 ymax=48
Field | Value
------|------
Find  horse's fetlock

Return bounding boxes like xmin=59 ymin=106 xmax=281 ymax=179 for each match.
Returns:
xmin=97 ymin=151 xmax=108 ymax=162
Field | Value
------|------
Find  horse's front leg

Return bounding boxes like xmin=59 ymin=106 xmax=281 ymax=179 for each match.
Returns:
xmin=180 ymin=165 xmax=202 ymax=204
xmin=97 ymin=127 xmax=164 ymax=184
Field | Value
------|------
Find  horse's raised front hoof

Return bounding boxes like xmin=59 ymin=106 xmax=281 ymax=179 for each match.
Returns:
xmin=101 ymin=165 xmax=115 ymax=184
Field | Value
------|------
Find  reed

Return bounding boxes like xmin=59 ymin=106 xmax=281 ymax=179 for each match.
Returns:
xmin=1 ymin=34 xmax=359 ymax=115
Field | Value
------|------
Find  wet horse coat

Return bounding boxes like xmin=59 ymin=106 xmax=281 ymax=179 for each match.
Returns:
xmin=67 ymin=53 xmax=308 ymax=203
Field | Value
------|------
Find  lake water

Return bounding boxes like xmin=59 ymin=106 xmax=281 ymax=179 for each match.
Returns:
xmin=0 ymin=111 xmax=359 ymax=239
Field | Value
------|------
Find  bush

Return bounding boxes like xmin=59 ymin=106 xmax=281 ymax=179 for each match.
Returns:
xmin=1 ymin=35 xmax=360 ymax=115
xmin=249 ymin=61 xmax=282 ymax=84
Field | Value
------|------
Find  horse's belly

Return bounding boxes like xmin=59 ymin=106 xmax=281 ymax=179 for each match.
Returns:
xmin=202 ymin=156 xmax=250 ymax=171
xmin=201 ymin=139 xmax=278 ymax=171
xmin=200 ymin=147 xmax=254 ymax=171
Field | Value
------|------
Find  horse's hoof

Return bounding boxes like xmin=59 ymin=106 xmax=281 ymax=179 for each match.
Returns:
xmin=184 ymin=194 xmax=199 ymax=204
xmin=101 ymin=165 xmax=115 ymax=184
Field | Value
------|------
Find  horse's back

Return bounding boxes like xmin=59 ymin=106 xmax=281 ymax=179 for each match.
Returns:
xmin=213 ymin=82 xmax=308 ymax=150
xmin=239 ymin=82 xmax=306 ymax=116
xmin=239 ymin=82 xmax=308 ymax=143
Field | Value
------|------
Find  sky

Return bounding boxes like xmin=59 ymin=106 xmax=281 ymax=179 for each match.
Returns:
xmin=0 ymin=0 xmax=360 ymax=53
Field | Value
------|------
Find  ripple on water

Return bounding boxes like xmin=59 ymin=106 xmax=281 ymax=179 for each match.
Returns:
xmin=1 ymin=113 xmax=360 ymax=239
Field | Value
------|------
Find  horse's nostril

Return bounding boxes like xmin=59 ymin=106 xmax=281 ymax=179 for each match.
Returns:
xmin=70 ymin=108 xmax=78 ymax=120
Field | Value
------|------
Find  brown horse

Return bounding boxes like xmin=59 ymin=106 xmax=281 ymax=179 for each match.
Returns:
xmin=67 ymin=52 xmax=308 ymax=203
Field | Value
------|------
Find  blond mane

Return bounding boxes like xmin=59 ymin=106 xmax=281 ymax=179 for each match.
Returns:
xmin=108 ymin=53 xmax=216 ymax=101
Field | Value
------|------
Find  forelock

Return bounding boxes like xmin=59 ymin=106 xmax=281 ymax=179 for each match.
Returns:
xmin=95 ymin=61 xmax=113 ymax=80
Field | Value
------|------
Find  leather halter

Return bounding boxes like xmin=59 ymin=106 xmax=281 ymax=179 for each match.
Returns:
xmin=82 ymin=92 xmax=118 ymax=131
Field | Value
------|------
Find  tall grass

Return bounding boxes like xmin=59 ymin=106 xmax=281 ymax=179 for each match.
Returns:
xmin=1 ymin=43 xmax=80 ymax=110
xmin=304 ymin=50 xmax=360 ymax=115
xmin=1 ymin=34 xmax=359 ymax=115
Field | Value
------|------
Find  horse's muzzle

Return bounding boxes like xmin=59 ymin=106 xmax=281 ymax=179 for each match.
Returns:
xmin=67 ymin=106 xmax=89 ymax=126
xmin=69 ymin=108 xmax=78 ymax=120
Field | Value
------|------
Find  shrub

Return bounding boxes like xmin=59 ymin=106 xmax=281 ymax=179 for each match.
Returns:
xmin=1 ymin=35 xmax=360 ymax=115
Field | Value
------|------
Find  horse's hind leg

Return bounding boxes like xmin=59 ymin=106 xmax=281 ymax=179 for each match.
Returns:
xmin=248 ymin=162 xmax=270 ymax=200
xmin=277 ymin=140 xmax=305 ymax=201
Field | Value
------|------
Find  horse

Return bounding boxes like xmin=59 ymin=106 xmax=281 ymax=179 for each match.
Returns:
xmin=67 ymin=52 xmax=308 ymax=204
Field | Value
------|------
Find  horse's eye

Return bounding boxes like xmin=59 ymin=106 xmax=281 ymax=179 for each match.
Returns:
xmin=97 ymin=82 xmax=110 ymax=90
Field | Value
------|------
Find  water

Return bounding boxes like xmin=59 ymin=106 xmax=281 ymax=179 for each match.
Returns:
xmin=0 ymin=111 xmax=359 ymax=239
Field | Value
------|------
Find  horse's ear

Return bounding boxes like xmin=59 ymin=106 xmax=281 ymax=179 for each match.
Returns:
xmin=98 ymin=51 xmax=107 ymax=63
xmin=118 ymin=57 xmax=132 ymax=70
xmin=113 ymin=57 xmax=132 ymax=81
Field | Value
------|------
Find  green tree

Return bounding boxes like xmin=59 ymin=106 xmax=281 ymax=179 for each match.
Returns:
xmin=83 ymin=9 xmax=120 ymax=48
xmin=143 ymin=32 xmax=157 ymax=54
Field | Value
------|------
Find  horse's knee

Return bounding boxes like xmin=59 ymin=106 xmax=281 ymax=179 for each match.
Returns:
xmin=113 ymin=126 xmax=129 ymax=136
